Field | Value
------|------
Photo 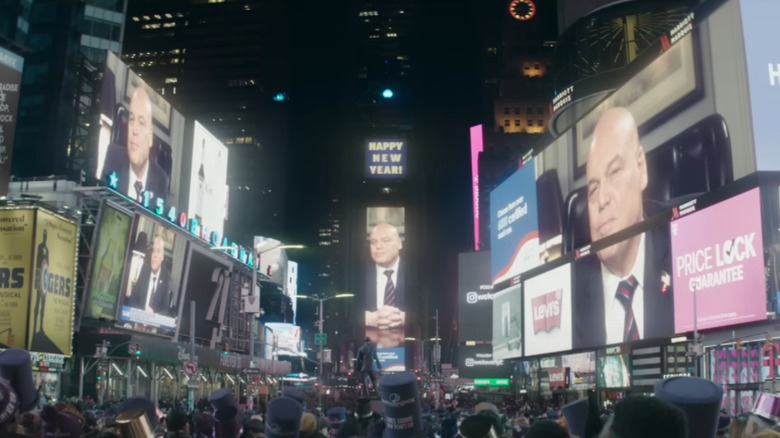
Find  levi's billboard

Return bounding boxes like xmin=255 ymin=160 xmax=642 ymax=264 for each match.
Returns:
xmin=524 ymin=263 xmax=572 ymax=356
xmin=671 ymin=188 xmax=765 ymax=332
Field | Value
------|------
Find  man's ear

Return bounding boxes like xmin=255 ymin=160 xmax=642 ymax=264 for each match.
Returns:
xmin=636 ymin=145 xmax=648 ymax=191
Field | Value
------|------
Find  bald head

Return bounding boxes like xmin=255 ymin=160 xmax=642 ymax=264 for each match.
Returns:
xmin=369 ymin=223 xmax=402 ymax=268
xmin=127 ymin=86 xmax=154 ymax=178
xmin=586 ymin=107 xmax=648 ymax=276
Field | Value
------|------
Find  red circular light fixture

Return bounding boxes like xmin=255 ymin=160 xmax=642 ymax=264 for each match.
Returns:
xmin=509 ymin=0 xmax=536 ymax=21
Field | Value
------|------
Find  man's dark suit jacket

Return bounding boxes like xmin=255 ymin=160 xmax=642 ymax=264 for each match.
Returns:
xmin=103 ymin=143 xmax=169 ymax=201
xmin=365 ymin=258 xmax=406 ymax=310
xmin=573 ymin=225 xmax=674 ymax=349
xmin=128 ymin=263 xmax=173 ymax=316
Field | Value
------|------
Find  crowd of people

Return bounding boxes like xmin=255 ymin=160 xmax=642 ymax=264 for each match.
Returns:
xmin=2 ymin=346 xmax=780 ymax=437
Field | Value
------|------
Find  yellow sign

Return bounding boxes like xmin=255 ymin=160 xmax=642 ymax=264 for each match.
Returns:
xmin=27 ymin=209 xmax=78 ymax=356
xmin=0 ymin=209 xmax=34 ymax=349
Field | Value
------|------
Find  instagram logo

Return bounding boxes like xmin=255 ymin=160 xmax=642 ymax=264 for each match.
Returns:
xmin=466 ymin=292 xmax=478 ymax=304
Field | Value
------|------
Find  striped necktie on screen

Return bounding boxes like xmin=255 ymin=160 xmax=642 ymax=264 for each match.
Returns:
xmin=615 ymin=275 xmax=639 ymax=342
xmin=383 ymin=269 xmax=396 ymax=307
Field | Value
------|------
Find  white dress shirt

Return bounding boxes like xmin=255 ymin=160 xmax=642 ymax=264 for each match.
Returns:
xmin=128 ymin=161 xmax=150 ymax=201
xmin=144 ymin=270 xmax=159 ymax=311
xmin=601 ymin=233 xmax=645 ymax=345
xmin=375 ymin=257 xmax=400 ymax=309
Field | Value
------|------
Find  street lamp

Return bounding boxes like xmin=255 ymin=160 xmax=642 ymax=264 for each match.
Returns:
xmin=298 ymin=293 xmax=354 ymax=405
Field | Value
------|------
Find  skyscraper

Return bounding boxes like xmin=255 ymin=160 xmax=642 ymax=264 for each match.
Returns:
xmin=122 ymin=0 xmax=291 ymax=240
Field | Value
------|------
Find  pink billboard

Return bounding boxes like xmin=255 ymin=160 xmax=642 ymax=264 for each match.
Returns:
xmin=671 ymin=188 xmax=765 ymax=332
xmin=470 ymin=125 xmax=483 ymax=251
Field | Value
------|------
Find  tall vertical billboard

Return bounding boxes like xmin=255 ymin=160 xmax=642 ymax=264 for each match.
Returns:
xmin=365 ymin=139 xmax=407 ymax=179
xmin=286 ymin=260 xmax=298 ymax=324
xmin=84 ymin=204 xmax=133 ymax=320
xmin=458 ymin=251 xmax=493 ymax=343
xmin=0 ymin=47 xmax=23 ymax=196
xmin=97 ymin=51 xmax=186 ymax=207
xmin=27 ymin=210 xmax=79 ymax=355
xmin=188 ymin=121 xmax=228 ymax=237
xmin=0 ymin=209 xmax=34 ymax=348
xmin=470 ymin=125 xmax=484 ymax=251
xmin=365 ymin=207 xmax=406 ymax=370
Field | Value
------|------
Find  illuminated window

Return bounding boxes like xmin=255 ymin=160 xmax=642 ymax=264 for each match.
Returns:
xmin=154 ymin=14 xmax=161 ymax=19
xmin=504 ymin=120 xmax=510 ymax=127
xmin=141 ymin=23 xmax=161 ymax=29
xmin=386 ymin=33 xmax=397 ymax=38
xmin=163 ymin=22 xmax=176 ymax=28
xmin=164 ymin=77 xmax=178 ymax=84
xmin=142 ymin=15 xmax=150 ymax=20
xmin=164 ymin=13 xmax=172 ymax=18
xmin=171 ymin=58 xmax=180 ymax=64
xmin=131 ymin=16 xmax=140 ymax=22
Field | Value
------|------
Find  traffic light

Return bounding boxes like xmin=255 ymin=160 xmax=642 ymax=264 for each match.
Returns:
xmin=382 ymin=89 xmax=394 ymax=99
xmin=223 ymin=344 xmax=230 ymax=355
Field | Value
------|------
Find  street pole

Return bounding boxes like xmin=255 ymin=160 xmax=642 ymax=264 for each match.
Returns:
xmin=188 ymin=301 xmax=196 ymax=412
xmin=250 ymin=266 xmax=258 ymax=359
xmin=693 ymin=286 xmax=699 ymax=377
xmin=434 ymin=309 xmax=440 ymax=409
xmin=319 ymin=297 xmax=324 ymax=407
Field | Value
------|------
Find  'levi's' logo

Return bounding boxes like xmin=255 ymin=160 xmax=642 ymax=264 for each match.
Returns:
xmin=531 ymin=289 xmax=562 ymax=333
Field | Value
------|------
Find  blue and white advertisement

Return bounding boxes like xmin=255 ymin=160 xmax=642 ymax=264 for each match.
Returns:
xmin=365 ymin=139 xmax=406 ymax=179
xmin=739 ymin=0 xmax=780 ymax=171
xmin=377 ymin=347 xmax=405 ymax=372
xmin=489 ymin=160 xmax=540 ymax=286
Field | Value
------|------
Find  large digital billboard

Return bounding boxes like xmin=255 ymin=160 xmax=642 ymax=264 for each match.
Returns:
xmin=177 ymin=245 xmax=233 ymax=347
xmin=524 ymin=263 xmax=572 ymax=356
xmin=492 ymin=284 xmax=522 ymax=360
xmin=671 ymin=188 xmax=765 ymax=332
xmin=254 ymin=236 xmax=288 ymax=286
xmin=739 ymin=0 xmax=780 ymax=171
xmin=264 ymin=323 xmax=302 ymax=358
xmin=0 ymin=209 xmax=34 ymax=349
xmin=116 ymin=215 xmax=186 ymax=337
xmin=489 ymin=160 xmax=540 ymax=286
xmin=458 ymin=344 xmax=512 ymax=380
xmin=597 ymin=353 xmax=631 ymax=388
xmin=188 ymin=121 xmax=228 ymax=237
xmin=84 ymin=204 xmax=133 ymax=321
xmin=364 ymin=207 xmax=406 ymax=349
xmin=28 ymin=210 xmax=79 ymax=355
xmin=97 ymin=51 xmax=186 ymax=207
xmin=365 ymin=139 xmax=407 ymax=179
xmin=458 ymin=251 xmax=493 ymax=343
xmin=572 ymin=225 xmax=674 ymax=349
xmin=0 ymin=47 xmax=23 ymax=196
